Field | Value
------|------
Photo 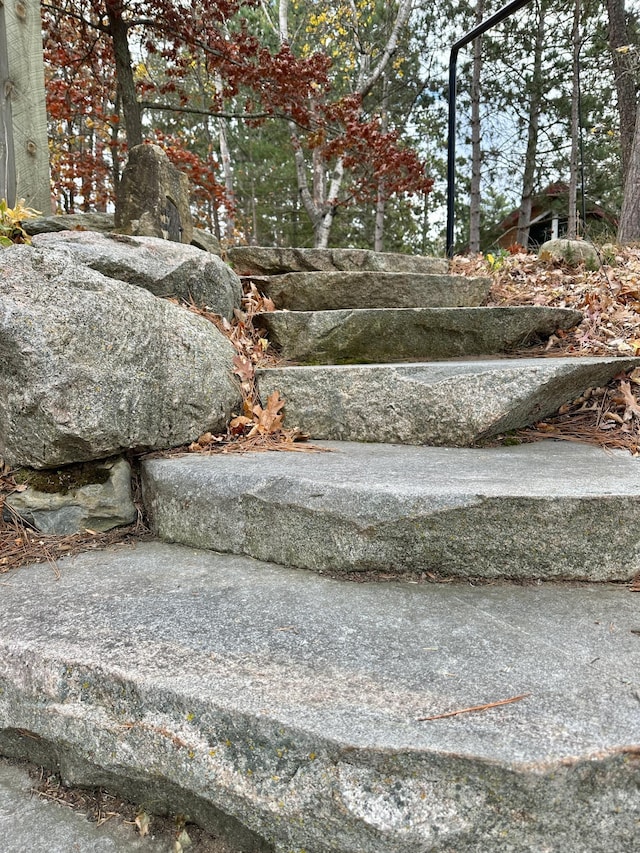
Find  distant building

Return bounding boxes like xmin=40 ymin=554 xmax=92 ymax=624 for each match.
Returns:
xmin=493 ymin=183 xmax=617 ymax=250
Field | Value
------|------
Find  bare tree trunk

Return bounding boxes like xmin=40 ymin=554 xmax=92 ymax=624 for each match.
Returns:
xmin=516 ymin=0 xmax=548 ymax=249
xmin=374 ymin=74 xmax=390 ymax=252
xmin=213 ymin=76 xmax=235 ymax=237
xmin=315 ymin=158 xmax=344 ymax=248
xmin=567 ymin=0 xmax=581 ymax=240
xmin=606 ymin=0 xmax=637 ymax=185
xmin=105 ymin=0 xmax=142 ymax=148
xmin=618 ymin=107 xmax=640 ymax=242
xmin=469 ymin=0 xmax=484 ymax=254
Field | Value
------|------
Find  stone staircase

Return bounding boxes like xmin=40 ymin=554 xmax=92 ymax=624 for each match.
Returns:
xmin=2 ymin=249 xmax=640 ymax=853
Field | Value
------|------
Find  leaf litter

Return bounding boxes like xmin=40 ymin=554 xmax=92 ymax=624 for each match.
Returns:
xmin=454 ymin=246 xmax=640 ymax=458
xmin=164 ymin=282 xmax=328 ymax=455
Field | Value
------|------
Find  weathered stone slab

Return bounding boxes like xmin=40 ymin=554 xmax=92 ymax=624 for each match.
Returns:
xmin=1 ymin=541 xmax=639 ymax=853
xmin=23 ymin=212 xmax=117 ymax=236
xmin=25 ymin=214 xmax=222 ymax=257
xmin=256 ymin=357 xmax=639 ymax=444
xmin=142 ymin=441 xmax=640 ymax=581
xmin=31 ymin=230 xmax=241 ymax=318
xmin=256 ymin=271 xmax=489 ymax=311
xmin=257 ymin=306 xmax=582 ymax=363
xmin=227 ymin=246 xmax=449 ymax=275
xmin=0 ymin=246 xmax=241 ymax=468
xmin=115 ymin=144 xmax=193 ymax=244
xmin=4 ymin=457 xmax=136 ymax=535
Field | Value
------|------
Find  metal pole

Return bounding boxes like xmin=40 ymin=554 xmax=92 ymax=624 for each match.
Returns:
xmin=446 ymin=0 xmax=535 ymax=257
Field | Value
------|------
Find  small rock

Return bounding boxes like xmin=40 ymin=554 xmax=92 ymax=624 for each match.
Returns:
xmin=5 ymin=457 xmax=136 ymax=535
xmin=538 ymin=238 xmax=601 ymax=268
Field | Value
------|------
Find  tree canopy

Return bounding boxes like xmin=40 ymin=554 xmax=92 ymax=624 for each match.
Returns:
xmin=41 ymin=0 xmax=640 ymax=250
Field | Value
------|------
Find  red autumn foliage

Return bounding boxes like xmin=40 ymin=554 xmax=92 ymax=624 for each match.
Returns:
xmin=43 ymin=0 xmax=431 ymax=224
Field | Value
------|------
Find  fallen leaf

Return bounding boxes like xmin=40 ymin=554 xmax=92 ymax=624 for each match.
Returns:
xmin=135 ymin=811 xmax=151 ymax=837
xmin=232 ymin=354 xmax=254 ymax=382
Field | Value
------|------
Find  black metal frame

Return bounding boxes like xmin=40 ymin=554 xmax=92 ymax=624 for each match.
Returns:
xmin=446 ymin=0 xmax=536 ymax=256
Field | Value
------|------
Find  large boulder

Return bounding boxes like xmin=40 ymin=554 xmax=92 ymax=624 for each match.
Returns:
xmin=115 ymin=143 xmax=193 ymax=244
xmin=0 ymin=246 xmax=242 ymax=469
xmin=31 ymin=231 xmax=241 ymax=319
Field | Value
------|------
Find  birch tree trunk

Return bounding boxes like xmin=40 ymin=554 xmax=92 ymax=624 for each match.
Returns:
xmin=469 ymin=0 xmax=484 ymax=254
xmin=374 ymin=74 xmax=390 ymax=252
xmin=214 ymin=76 xmax=235 ymax=238
xmin=282 ymin=0 xmax=413 ymax=248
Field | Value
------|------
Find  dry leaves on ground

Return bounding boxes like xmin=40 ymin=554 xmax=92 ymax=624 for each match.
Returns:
xmin=174 ymin=284 xmax=324 ymax=455
xmin=452 ymin=246 xmax=640 ymax=357
xmin=454 ymin=247 xmax=640 ymax=455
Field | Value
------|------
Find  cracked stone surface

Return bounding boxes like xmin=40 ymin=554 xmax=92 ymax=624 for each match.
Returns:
xmin=256 ymin=356 xmax=640 ymax=445
xmin=142 ymin=440 xmax=640 ymax=580
xmin=0 ymin=541 xmax=639 ymax=852
xmin=257 ymin=306 xmax=582 ymax=363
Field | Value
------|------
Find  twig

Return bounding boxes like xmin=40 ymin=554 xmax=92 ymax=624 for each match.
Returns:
xmin=417 ymin=692 xmax=531 ymax=722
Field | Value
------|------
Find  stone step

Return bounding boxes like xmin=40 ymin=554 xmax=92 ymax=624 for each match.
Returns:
xmin=256 ymin=356 xmax=639 ymax=445
xmin=141 ymin=440 xmax=640 ymax=581
xmin=227 ymin=245 xmax=449 ymax=275
xmin=2 ymin=542 xmax=637 ymax=853
xmin=257 ymin=306 xmax=582 ymax=363
xmin=250 ymin=271 xmax=490 ymax=311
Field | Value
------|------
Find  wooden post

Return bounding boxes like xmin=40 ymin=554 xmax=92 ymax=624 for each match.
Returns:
xmin=0 ymin=0 xmax=50 ymax=212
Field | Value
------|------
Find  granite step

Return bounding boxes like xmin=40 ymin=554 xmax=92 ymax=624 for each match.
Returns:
xmin=256 ymin=356 xmax=640 ymax=445
xmin=141 ymin=440 xmax=640 ymax=581
xmin=227 ymin=246 xmax=449 ymax=275
xmin=257 ymin=306 xmax=582 ymax=363
xmin=250 ymin=271 xmax=490 ymax=311
xmin=1 ymin=541 xmax=638 ymax=853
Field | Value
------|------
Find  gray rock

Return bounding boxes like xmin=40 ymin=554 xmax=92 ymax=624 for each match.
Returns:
xmin=24 ymin=214 xmax=223 ymax=260
xmin=191 ymin=228 xmax=222 ymax=256
xmin=23 ymin=212 xmax=116 ymax=236
xmin=256 ymin=357 xmax=639 ymax=444
xmin=257 ymin=306 xmax=583 ymax=363
xmin=226 ymin=246 xmax=449 ymax=275
xmin=116 ymin=144 xmax=193 ymax=245
xmin=4 ymin=457 xmax=136 ymax=535
xmin=31 ymin=230 xmax=241 ymax=319
xmin=0 ymin=245 xmax=241 ymax=468
xmin=539 ymin=238 xmax=601 ymax=268
xmin=141 ymin=440 xmax=640 ymax=581
xmin=0 ymin=541 xmax=639 ymax=853
xmin=257 ymin=271 xmax=489 ymax=311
